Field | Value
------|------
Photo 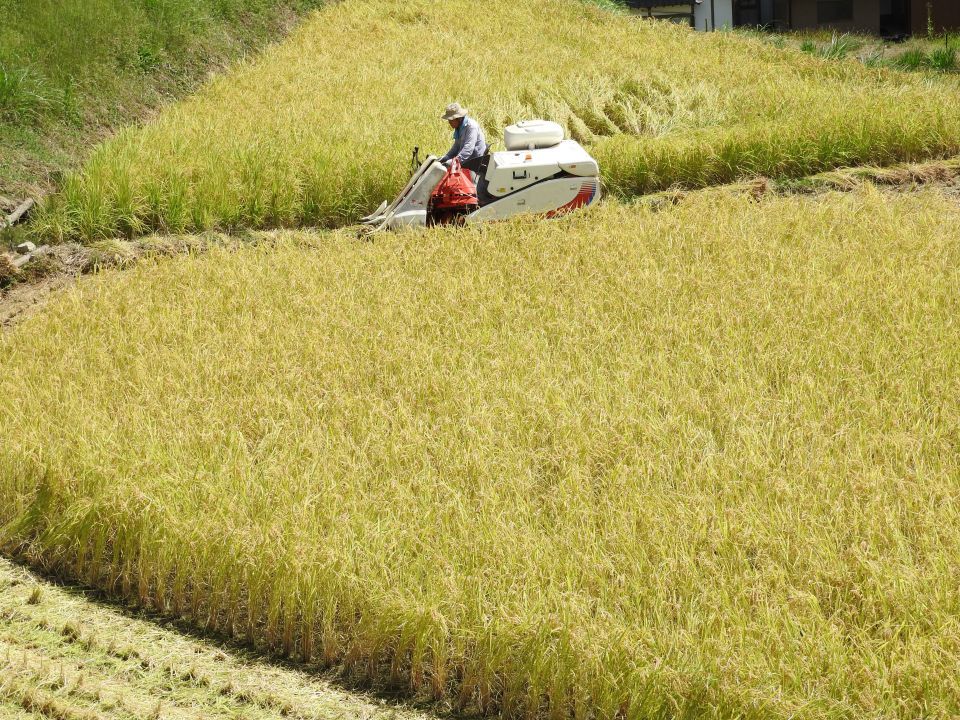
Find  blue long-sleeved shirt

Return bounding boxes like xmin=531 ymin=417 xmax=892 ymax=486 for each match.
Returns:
xmin=440 ymin=116 xmax=487 ymax=165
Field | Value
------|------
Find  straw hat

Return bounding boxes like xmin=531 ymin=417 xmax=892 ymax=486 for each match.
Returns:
xmin=440 ymin=102 xmax=468 ymax=121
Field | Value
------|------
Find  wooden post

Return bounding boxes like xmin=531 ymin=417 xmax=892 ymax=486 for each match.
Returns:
xmin=12 ymin=245 xmax=50 ymax=269
xmin=2 ymin=199 xmax=35 ymax=229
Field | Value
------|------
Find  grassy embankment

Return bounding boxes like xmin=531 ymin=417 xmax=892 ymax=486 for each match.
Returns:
xmin=746 ymin=29 xmax=960 ymax=73
xmin=4 ymin=189 xmax=960 ymax=719
xmin=32 ymin=0 xmax=960 ymax=241
xmin=0 ymin=0 xmax=326 ymax=202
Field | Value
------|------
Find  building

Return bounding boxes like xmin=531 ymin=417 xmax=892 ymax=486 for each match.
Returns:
xmin=624 ymin=1 xmax=730 ymax=30
xmin=624 ymin=0 xmax=960 ymax=36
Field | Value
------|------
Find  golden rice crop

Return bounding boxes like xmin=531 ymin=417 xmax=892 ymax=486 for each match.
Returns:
xmin=5 ymin=188 xmax=960 ymax=718
xmin=35 ymin=0 xmax=960 ymax=241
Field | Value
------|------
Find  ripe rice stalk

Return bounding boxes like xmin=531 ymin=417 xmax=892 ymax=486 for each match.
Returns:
xmin=4 ymin=189 xmax=960 ymax=717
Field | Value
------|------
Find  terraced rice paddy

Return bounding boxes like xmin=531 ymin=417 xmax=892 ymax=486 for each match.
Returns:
xmin=4 ymin=189 xmax=960 ymax=718
xmin=34 ymin=0 xmax=960 ymax=241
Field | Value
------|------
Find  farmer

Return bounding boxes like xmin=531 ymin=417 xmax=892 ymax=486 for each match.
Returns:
xmin=439 ymin=103 xmax=488 ymax=170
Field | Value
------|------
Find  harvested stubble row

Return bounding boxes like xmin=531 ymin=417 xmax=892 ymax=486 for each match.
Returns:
xmin=35 ymin=0 xmax=960 ymax=241
xmin=5 ymin=189 xmax=960 ymax=718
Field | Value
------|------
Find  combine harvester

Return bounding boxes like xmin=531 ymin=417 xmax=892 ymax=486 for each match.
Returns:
xmin=362 ymin=120 xmax=601 ymax=231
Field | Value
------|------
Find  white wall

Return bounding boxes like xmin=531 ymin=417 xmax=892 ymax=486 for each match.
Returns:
xmin=625 ymin=0 xmax=734 ymax=32
xmin=694 ymin=0 xmax=734 ymax=30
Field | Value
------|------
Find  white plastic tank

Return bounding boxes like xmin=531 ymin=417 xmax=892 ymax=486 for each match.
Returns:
xmin=503 ymin=120 xmax=565 ymax=151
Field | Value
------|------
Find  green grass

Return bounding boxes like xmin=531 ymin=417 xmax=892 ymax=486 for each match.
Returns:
xmin=32 ymin=0 xmax=960 ymax=242
xmin=800 ymin=33 xmax=863 ymax=61
xmin=4 ymin=189 xmax=960 ymax=718
xmin=0 ymin=0 xmax=328 ymax=198
xmin=0 ymin=0 xmax=327 ymax=86
xmin=0 ymin=65 xmax=61 ymax=124
xmin=757 ymin=30 xmax=960 ymax=74
xmin=893 ymin=48 xmax=929 ymax=70
xmin=928 ymin=46 xmax=958 ymax=71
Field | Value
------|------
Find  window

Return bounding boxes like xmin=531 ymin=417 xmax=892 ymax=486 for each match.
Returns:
xmin=817 ymin=0 xmax=853 ymax=23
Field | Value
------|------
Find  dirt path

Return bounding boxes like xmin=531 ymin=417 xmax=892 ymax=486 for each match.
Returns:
xmin=0 ymin=558 xmax=434 ymax=720
xmin=0 ymin=243 xmax=94 ymax=332
xmin=0 ymin=273 xmax=77 ymax=330
xmin=0 ymin=236 xmax=229 ymax=333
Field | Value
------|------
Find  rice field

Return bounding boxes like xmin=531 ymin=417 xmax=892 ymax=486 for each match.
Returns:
xmin=34 ymin=0 xmax=960 ymax=241
xmin=5 ymin=188 xmax=960 ymax=718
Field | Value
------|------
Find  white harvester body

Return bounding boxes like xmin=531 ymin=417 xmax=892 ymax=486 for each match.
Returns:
xmin=361 ymin=120 xmax=601 ymax=231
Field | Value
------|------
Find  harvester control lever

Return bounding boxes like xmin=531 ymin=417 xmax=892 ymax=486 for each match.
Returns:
xmin=411 ymin=146 xmax=421 ymax=176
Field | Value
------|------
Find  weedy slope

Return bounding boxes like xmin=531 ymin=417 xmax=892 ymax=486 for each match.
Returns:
xmin=35 ymin=0 xmax=960 ymax=241
xmin=0 ymin=0 xmax=329 ymax=199
xmin=4 ymin=189 xmax=960 ymax=718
